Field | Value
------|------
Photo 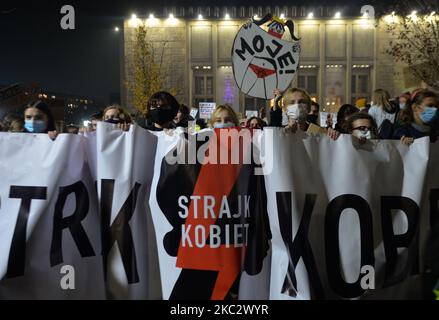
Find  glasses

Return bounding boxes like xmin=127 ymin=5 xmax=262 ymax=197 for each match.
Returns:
xmin=353 ymin=126 xmax=374 ymax=132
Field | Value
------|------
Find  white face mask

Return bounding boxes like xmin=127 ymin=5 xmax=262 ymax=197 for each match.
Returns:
xmin=286 ymin=104 xmax=307 ymax=120
xmin=352 ymin=129 xmax=373 ymax=140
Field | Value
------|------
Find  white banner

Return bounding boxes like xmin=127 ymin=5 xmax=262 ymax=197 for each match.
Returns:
xmin=0 ymin=132 xmax=105 ymax=299
xmin=263 ymin=128 xmax=435 ymax=299
xmin=0 ymin=125 xmax=437 ymax=299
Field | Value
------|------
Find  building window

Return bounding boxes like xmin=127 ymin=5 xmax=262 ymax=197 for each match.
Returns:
xmin=244 ymin=96 xmax=266 ymax=111
xmin=297 ymin=68 xmax=319 ymax=103
xmin=351 ymin=70 xmax=370 ymax=105
xmin=193 ymin=73 xmax=215 ymax=107
xmin=324 ymin=66 xmax=345 ymax=112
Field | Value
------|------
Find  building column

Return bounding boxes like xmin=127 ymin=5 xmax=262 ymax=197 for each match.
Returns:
xmin=346 ymin=21 xmax=353 ymax=105
xmin=318 ymin=20 xmax=326 ymax=109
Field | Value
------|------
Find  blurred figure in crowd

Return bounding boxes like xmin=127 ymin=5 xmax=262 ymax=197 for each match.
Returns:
xmin=246 ymin=116 xmax=265 ymax=129
xmin=209 ymin=104 xmax=239 ymax=128
xmin=259 ymin=106 xmax=268 ymax=125
xmin=334 ymin=104 xmax=359 ymax=133
xmin=89 ymin=111 xmax=103 ymax=131
xmin=355 ymin=98 xmax=367 ymax=111
xmin=146 ymin=91 xmax=180 ymax=131
xmin=369 ymin=89 xmax=398 ymax=138
xmin=2 ymin=113 xmax=24 ymax=132
xmin=393 ymin=90 xmax=439 ymax=146
xmin=307 ymin=101 xmax=320 ymax=125
xmin=66 ymin=124 xmax=79 ymax=134
xmin=398 ymin=92 xmax=411 ymax=110
xmin=174 ymin=104 xmax=194 ymax=128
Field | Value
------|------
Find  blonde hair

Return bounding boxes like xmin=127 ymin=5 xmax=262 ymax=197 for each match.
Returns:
xmin=209 ymin=104 xmax=239 ymax=127
xmin=372 ymin=89 xmax=395 ymax=113
xmin=103 ymin=105 xmax=132 ymax=124
xmin=281 ymin=87 xmax=312 ymax=111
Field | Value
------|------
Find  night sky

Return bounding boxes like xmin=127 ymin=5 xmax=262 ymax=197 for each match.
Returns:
xmin=0 ymin=0 xmax=396 ymax=105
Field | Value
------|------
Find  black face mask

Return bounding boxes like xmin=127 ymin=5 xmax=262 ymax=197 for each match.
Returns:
xmin=149 ymin=107 xmax=176 ymax=125
xmin=306 ymin=114 xmax=318 ymax=125
xmin=105 ymin=118 xmax=122 ymax=124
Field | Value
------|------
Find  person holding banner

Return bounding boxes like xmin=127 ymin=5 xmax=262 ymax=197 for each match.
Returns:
xmin=23 ymin=100 xmax=58 ymax=139
xmin=345 ymin=113 xmax=378 ymax=143
xmin=102 ymin=104 xmax=132 ymax=131
xmin=209 ymin=104 xmax=239 ymax=128
xmin=393 ymin=89 xmax=439 ymax=146
xmin=269 ymin=87 xmax=311 ymax=130
xmin=145 ymin=91 xmax=180 ymax=131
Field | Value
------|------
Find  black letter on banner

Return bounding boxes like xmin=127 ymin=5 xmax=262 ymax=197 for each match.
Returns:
xmin=100 ymin=179 xmax=141 ymax=283
xmin=266 ymin=39 xmax=283 ymax=58
xmin=7 ymin=186 xmax=47 ymax=278
xmin=276 ymin=192 xmax=325 ymax=299
xmin=252 ymin=35 xmax=264 ymax=53
xmin=235 ymin=37 xmax=255 ymax=61
xmin=325 ymin=194 xmax=374 ymax=298
xmin=430 ymin=189 xmax=439 ymax=228
xmin=277 ymin=52 xmax=296 ymax=69
xmin=50 ymin=181 xmax=95 ymax=266
xmin=381 ymin=196 xmax=419 ymax=287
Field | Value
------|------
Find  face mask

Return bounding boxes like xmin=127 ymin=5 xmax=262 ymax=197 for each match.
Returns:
xmin=105 ymin=118 xmax=121 ymax=124
xmin=306 ymin=114 xmax=318 ymax=124
xmin=352 ymin=129 xmax=373 ymax=140
xmin=24 ymin=120 xmax=47 ymax=133
xmin=399 ymin=103 xmax=406 ymax=110
xmin=149 ymin=107 xmax=176 ymax=125
xmin=286 ymin=104 xmax=308 ymax=120
xmin=213 ymin=123 xmax=235 ymax=129
xmin=420 ymin=106 xmax=438 ymax=124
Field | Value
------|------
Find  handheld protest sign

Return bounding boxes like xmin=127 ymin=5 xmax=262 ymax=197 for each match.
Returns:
xmin=199 ymin=102 xmax=216 ymax=119
xmin=232 ymin=14 xmax=300 ymax=100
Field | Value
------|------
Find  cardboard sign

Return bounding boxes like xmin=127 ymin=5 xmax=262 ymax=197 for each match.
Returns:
xmin=306 ymin=122 xmax=327 ymax=135
xmin=199 ymin=102 xmax=216 ymax=119
xmin=232 ymin=21 xmax=300 ymax=100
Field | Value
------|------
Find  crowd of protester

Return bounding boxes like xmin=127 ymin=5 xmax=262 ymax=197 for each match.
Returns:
xmin=0 ymin=87 xmax=438 ymax=147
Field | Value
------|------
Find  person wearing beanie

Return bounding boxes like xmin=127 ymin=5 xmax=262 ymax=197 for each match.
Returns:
xmin=355 ymin=98 xmax=367 ymax=110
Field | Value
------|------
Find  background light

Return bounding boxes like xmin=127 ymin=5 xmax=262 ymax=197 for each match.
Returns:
xmin=335 ymin=12 xmax=341 ymax=19
xmin=114 ymin=26 xmax=119 ymax=32
xmin=280 ymin=13 xmax=285 ymax=19
xmin=225 ymin=13 xmax=230 ymax=20
xmin=308 ymin=12 xmax=314 ymax=19
xmin=198 ymin=14 xmax=203 ymax=20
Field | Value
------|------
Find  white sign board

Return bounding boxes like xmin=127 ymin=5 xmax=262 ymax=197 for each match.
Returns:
xmin=199 ymin=102 xmax=216 ymax=119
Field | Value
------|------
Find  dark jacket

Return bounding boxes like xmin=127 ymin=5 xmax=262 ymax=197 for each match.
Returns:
xmin=269 ymin=108 xmax=283 ymax=127
xmin=393 ymin=122 xmax=439 ymax=142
